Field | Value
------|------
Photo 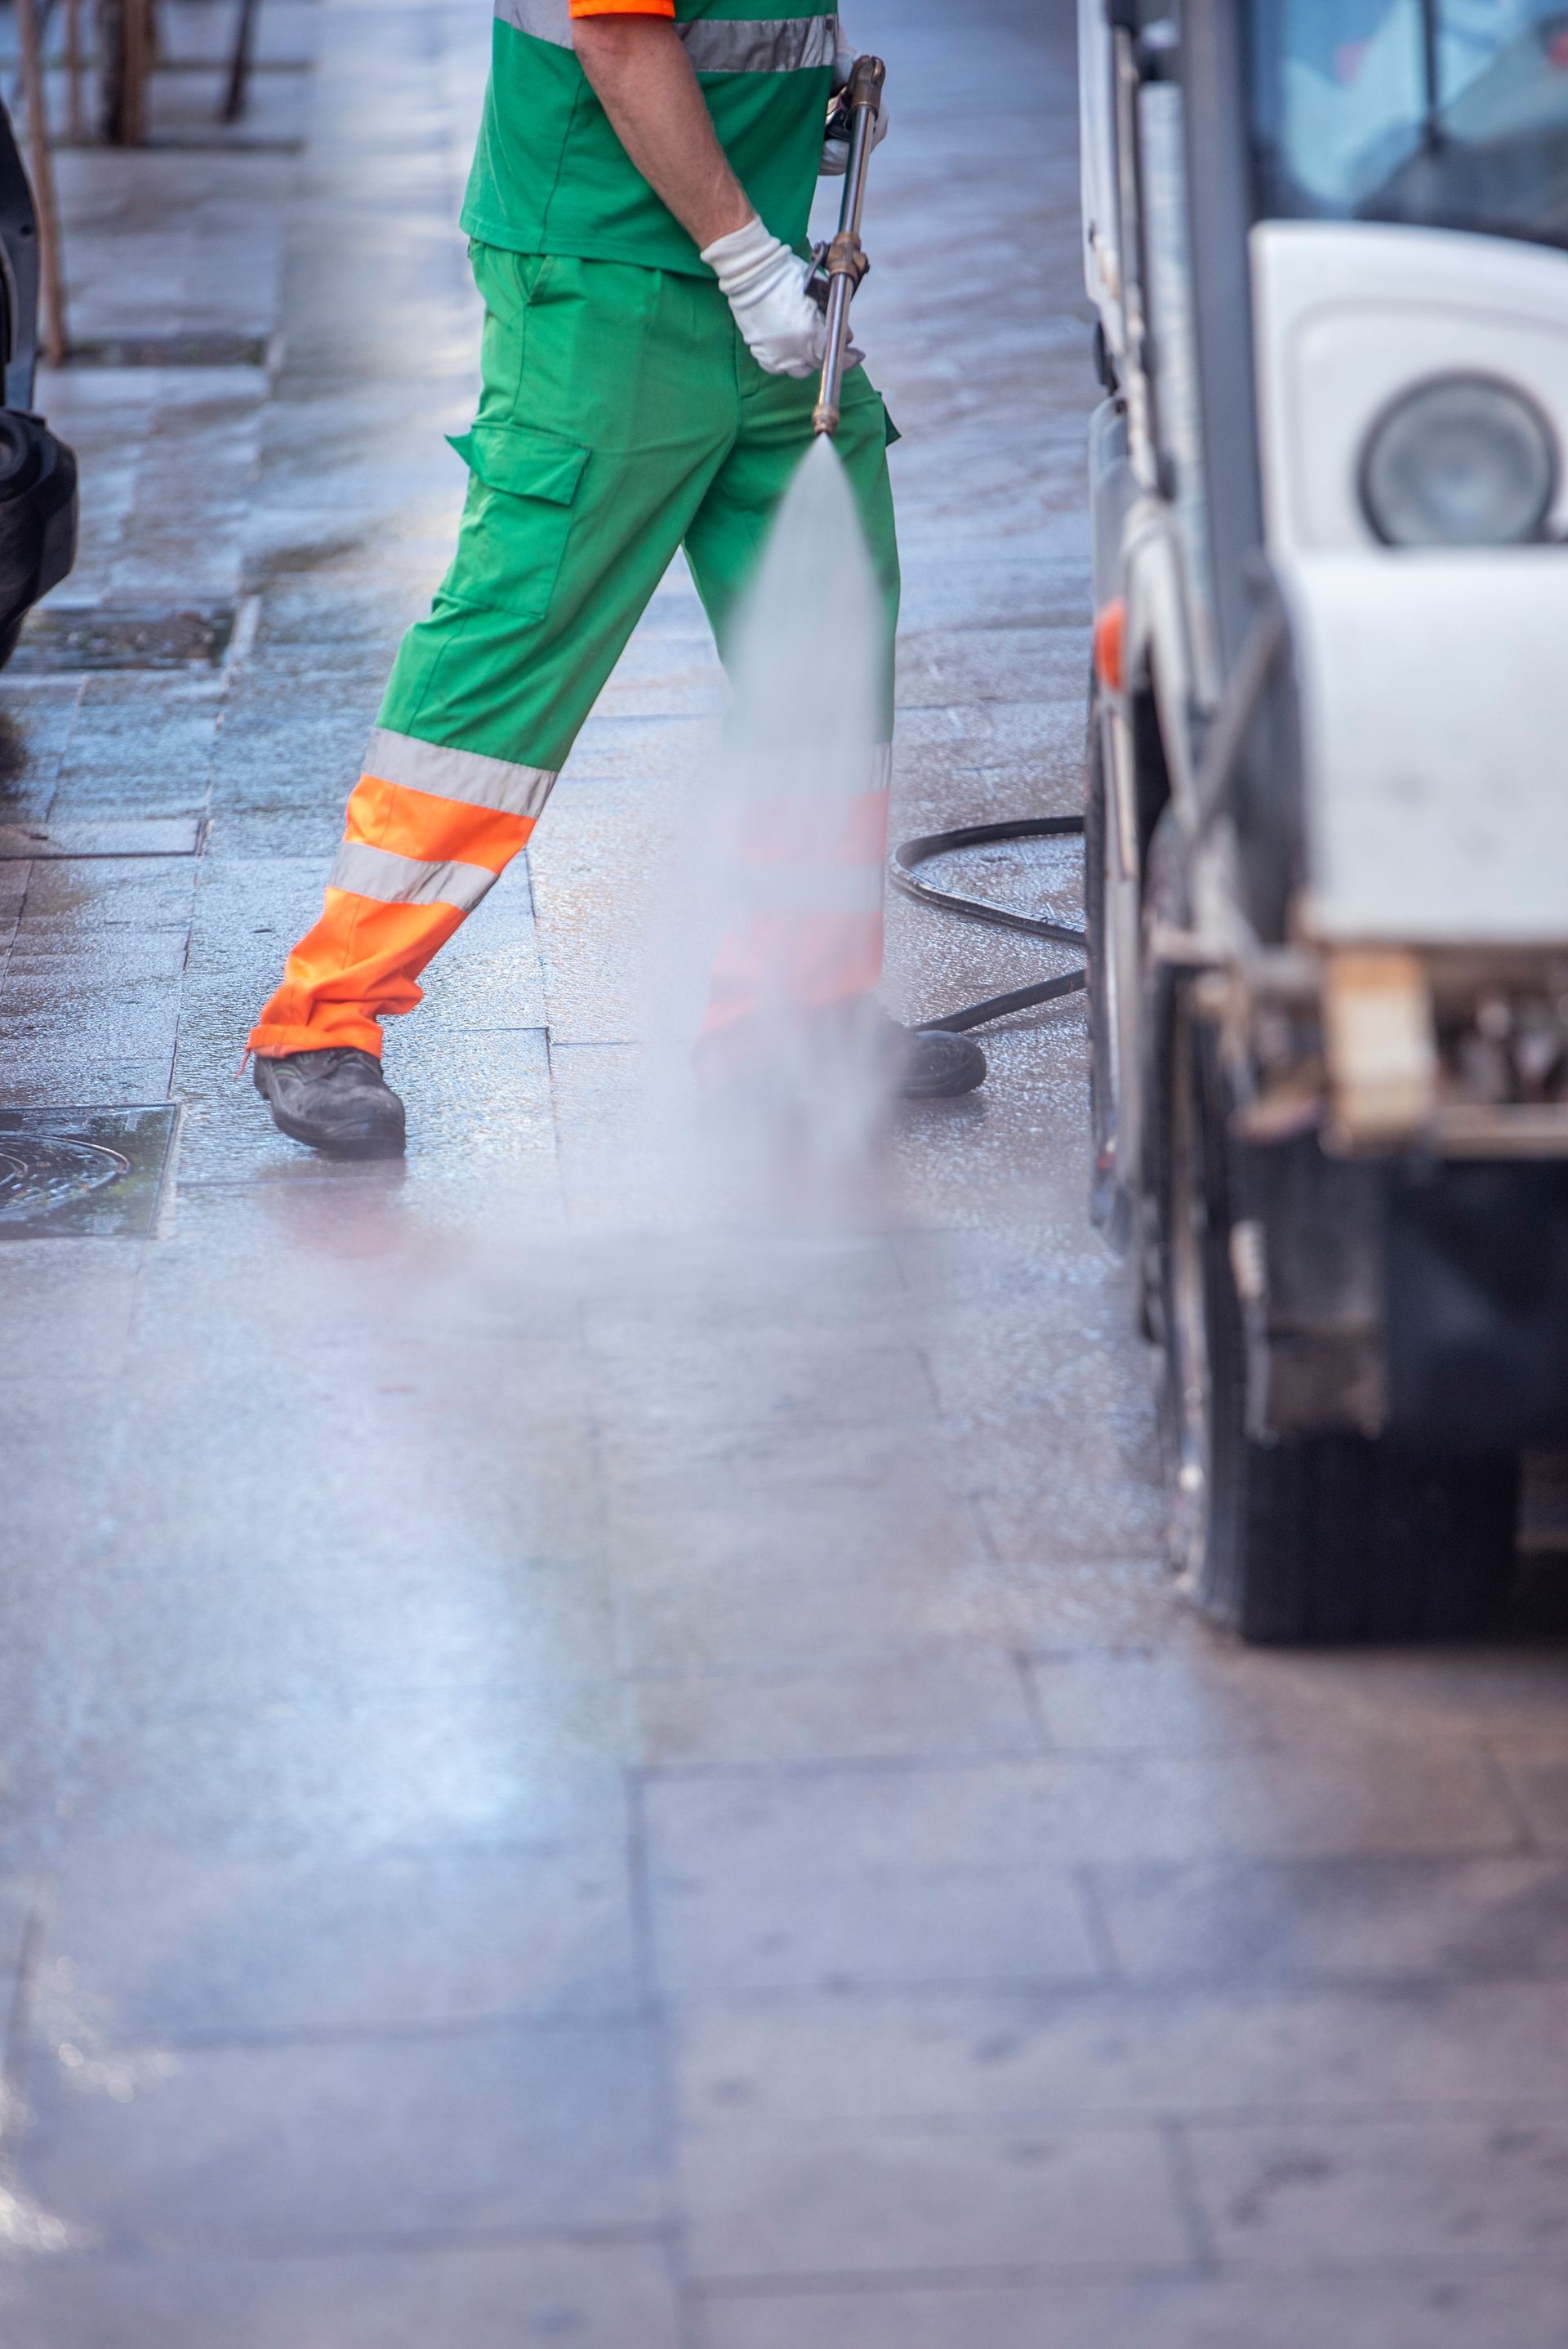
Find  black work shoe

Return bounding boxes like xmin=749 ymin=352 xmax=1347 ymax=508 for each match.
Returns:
xmin=252 ymin=1046 xmax=406 ymax=1159
xmin=894 ymin=1022 xmax=987 ymax=1099
xmin=696 ymin=1003 xmax=987 ymax=1102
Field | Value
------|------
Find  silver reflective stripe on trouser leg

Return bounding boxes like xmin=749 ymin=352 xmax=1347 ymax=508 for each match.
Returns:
xmin=362 ymin=727 xmax=559 ymax=822
xmin=329 ymin=841 xmax=499 ymax=912
xmin=494 ymin=0 xmax=838 ymax=74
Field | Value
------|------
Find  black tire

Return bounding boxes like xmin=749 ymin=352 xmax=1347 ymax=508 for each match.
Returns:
xmin=1148 ymin=888 xmax=1518 ymax=1644
xmin=1085 ymin=684 xmax=1129 ymax=1250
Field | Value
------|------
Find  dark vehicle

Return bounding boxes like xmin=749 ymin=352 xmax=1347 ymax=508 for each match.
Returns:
xmin=0 ymin=97 xmax=74 ymax=666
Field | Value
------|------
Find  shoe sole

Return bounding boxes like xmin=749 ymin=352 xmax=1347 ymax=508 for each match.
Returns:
xmin=264 ymin=1100 xmax=406 ymax=1160
xmin=899 ymin=1036 xmax=988 ymax=1100
xmin=898 ymin=1070 xmax=987 ymax=1100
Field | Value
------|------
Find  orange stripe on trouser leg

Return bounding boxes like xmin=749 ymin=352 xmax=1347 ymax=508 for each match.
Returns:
xmin=248 ymin=893 xmax=470 ymax=1059
xmin=702 ymin=784 xmax=889 ymax=1036
xmin=737 ymin=788 xmax=890 ymax=868
xmin=347 ymin=772 xmax=536 ymax=872
xmin=248 ymin=768 xmax=540 ymax=1059
xmin=703 ymin=912 xmax=886 ymax=1036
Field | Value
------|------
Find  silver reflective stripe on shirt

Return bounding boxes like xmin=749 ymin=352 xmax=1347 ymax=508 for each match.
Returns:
xmin=495 ymin=0 xmax=838 ymax=74
xmin=682 ymin=16 xmax=836 ymax=71
xmin=330 ymin=841 xmax=499 ymax=912
xmin=363 ymin=727 xmax=558 ymax=822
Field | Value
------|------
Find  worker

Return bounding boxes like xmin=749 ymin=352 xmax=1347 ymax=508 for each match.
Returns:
xmin=248 ymin=0 xmax=987 ymax=1158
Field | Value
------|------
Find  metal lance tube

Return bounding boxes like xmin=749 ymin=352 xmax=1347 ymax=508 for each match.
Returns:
xmin=812 ymin=54 xmax=884 ymax=438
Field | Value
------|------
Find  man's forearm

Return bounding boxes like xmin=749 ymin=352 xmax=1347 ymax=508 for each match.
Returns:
xmin=572 ymin=16 xmax=755 ymax=251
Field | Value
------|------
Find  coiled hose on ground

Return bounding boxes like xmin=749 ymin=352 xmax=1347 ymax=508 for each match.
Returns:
xmin=890 ymin=815 xmax=1087 ymax=1033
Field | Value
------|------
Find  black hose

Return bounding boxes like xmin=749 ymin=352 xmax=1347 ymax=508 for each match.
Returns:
xmin=889 ymin=814 xmax=1087 ymax=1036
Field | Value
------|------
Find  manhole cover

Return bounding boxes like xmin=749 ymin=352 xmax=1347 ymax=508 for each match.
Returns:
xmin=65 ymin=332 xmax=271 ymax=370
xmin=0 ymin=1107 xmax=176 ymax=1238
xmin=9 ymin=604 xmax=236 ymax=672
xmin=0 ymin=1137 xmax=128 ymax=1221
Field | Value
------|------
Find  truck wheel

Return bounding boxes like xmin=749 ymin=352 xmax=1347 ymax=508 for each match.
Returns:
xmin=1156 ymin=978 xmax=1518 ymax=1645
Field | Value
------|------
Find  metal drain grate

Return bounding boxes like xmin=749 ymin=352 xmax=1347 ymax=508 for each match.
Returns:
xmin=65 ymin=332 xmax=271 ymax=370
xmin=0 ymin=1106 xmax=176 ymax=1238
xmin=10 ymin=602 xmax=236 ymax=672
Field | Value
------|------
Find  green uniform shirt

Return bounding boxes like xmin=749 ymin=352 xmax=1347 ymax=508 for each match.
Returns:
xmin=461 ymin=0 xmax=838 ymax=275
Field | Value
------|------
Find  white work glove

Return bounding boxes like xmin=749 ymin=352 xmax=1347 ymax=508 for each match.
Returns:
xmin=702 ymin=215 xmax=827 ymax=380
xmin=820 ymin=32 xmax=889 ymax=176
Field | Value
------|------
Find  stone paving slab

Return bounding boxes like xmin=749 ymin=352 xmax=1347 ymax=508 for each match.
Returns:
xmin=697 ymin=2271 xmax=1568 ymax=2349
xmin=0 ymin=2243 xmax=684 ymax=2349
xmin=1186 ymin=2113 xmax=1568 ymax=2267
xmin=677 ymin=1973 xmax=1568 ymax=2128
xmin=634 ymin=1649 xmax=1042 ymax=1771
xmin=16 ymin=2017 xmax=666 ymax=2249
xmin=41 ymin=1838 xmax=642 ymax=2039
xmin=1090 ymin=1852 xmax=1568 ymax=1982
xmin=679 ymin=2113 xmax=1190 ymax=2281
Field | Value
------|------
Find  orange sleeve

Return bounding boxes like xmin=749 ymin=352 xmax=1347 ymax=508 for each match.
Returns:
xmin=570 ymin=1 xmax=676 ymax=13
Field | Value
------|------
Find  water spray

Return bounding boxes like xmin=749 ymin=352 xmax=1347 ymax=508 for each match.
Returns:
xmin=808 ymin=55 xmax=1089 ymax=1041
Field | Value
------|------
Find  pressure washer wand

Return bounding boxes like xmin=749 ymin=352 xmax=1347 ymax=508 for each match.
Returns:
xmin=812 ymin=54 xmax=885 ymax=438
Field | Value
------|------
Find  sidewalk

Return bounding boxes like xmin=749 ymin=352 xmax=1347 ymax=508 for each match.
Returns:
xmin=0 ymin=2 xmax=1564 ymax=2343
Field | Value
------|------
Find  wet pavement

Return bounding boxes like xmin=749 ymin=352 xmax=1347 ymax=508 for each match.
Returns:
xmin=0 ymin=0 xmax=1565 ymax=2341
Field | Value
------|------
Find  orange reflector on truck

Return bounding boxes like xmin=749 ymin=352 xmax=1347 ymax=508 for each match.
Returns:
xmin=1094 ymin=598 xmax=1126 ymax=694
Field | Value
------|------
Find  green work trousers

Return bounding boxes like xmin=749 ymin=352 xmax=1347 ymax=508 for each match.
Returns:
xmin=250 ymin=240 xmax=900 ymax=1059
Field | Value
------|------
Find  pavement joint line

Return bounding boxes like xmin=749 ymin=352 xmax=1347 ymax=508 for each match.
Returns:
xmin=1159 ymin=2115 xmax=1223 ymax=2275
xmin=688 ymin=2250 xmax=1568 ymax=2298
xmin=621 ymin=1648 xmax=1028 ymax=1682
xmin=45 ymin=2222 xmax=686 ymax=2261
xmin=70 ymin=2012 xmax=666 ymax=2057
xmin=1068 ymin=1863 xmax=1125 ymax=1982
xmin=1477 ymin=1736 xmax=1543 ymax=1853
xmin=687 ymin=2262 xmax=1239 ymax=2300
xmin=0 ymin=1883 xmax=50 ymax=2191
xmin=625 ymin=1772 xmax=702 ymax=2349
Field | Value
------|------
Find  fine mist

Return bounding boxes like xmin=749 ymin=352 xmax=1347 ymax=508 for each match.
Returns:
xmin=642 ymin=433 xmax=897 ymax=1220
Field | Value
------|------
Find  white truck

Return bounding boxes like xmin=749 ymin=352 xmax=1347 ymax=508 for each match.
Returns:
xmin=1078 ymin=0 xmax=1568 ymax=1638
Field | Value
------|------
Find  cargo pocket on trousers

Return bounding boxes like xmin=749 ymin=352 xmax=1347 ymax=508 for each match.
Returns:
xmin=443 ymin=422 xmax=590 ymax=624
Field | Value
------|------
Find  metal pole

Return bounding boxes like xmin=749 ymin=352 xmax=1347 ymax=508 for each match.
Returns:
xmin=15 ymin=0 xmax=67 ymax=364
xmin=122 ymin=0 xmax=152 ymax=146
xmin=812 ymin=53 xmax=884 ymax=438
xmin=65 ymin=0 xmax=85 ymax=144
xmin=1419 ymin=0 xmax=1443 ymax=149
xmin=222 ymin=0 xmax=260 ymax=124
